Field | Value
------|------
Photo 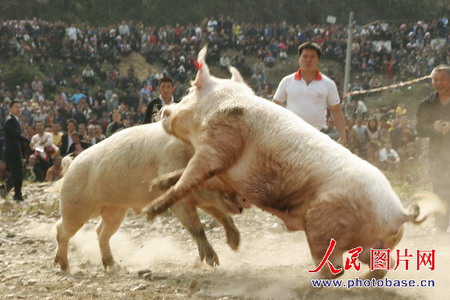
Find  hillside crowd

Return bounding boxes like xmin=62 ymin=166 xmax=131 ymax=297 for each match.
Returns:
xmin=0 ymin=16 xmax=448 ymax=183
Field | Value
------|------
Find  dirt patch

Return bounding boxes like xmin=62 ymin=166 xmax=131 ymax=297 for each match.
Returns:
xmin=118 ymin=52 xmax=159 ymax=83
xmin=0 ymin=183 xmax=449 ymax=299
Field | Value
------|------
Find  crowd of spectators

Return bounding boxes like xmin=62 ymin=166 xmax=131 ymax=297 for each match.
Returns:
xmin=0 ymin=16 xmax=448 ymax=182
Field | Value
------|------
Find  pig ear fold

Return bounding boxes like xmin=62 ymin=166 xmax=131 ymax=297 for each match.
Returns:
xmin=193 ymin=46 xmax=210 ymax=89
xmin=229 ymin=66 xmax=245 ymax=83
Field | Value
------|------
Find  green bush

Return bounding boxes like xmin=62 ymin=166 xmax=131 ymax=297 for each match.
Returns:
xmin=0 ymin=58 xmax=45 ymax=89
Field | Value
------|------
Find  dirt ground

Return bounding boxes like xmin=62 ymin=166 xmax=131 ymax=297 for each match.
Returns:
xmin=117 ymin=52 xmax=158 ymax=83
xmin=0 ymin=183 xmax=449 ymax=300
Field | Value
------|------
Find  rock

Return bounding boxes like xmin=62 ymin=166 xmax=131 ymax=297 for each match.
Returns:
xmin=143 ymin=273 xmax=152 ymax=280
xmin=130 ymin=284 xmax=147 ymax=292
xmin=73 ymin=271 xmax=84 ymax=279
xmin=63 ymin=289 xmax=74 ymax=296
xmin=26 ymin=279 xmax=38 ymax=285
xmin=137 ymin=269 xmax=152 ymax=277
xmin=189 ymin=279 xmax=199 ymax=291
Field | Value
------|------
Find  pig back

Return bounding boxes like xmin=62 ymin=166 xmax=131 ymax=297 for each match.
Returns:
xmin=60 ymin=123 xmax=193 ymax=203
xmin=208 ymin=92 xmax=404 ymax=221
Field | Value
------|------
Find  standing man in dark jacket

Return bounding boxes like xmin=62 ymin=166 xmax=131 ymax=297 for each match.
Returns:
xmin=1 ymin=100 xmax=30 ymax=201
xmin=416 ymin=64 xmax=450 ymax=232
xmin=142 ymin=77 xmax=178 ymax=124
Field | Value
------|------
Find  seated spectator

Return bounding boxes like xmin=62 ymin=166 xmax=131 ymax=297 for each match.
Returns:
xmin=348 ymin=98 xmax=368 ymax=119
xmin=85 ymin=124 xmax=103 ymax=145
xmin=30 ymin=121 xmax=58 ymax=161
xmin=263 ymin=52 xmax=275 ymax=68
xmin=61 ymin=119 xmax=78 ymax=156
xmin=29 ymin=121 xmax=57 ymax=181
xmin=379 ymin=142 xmax=400 ymax=170
xmin=82 ymin=64 xmax=95 ymax=85
xmin=77 ymin=123 xmax=87 ymax=140
xmin=45 ymin=156 xmax=63 ymax=181
xmin=395 ymin=103 xmax=407 ymax=118
xmin=369 ymin=75 xmax=382 ymax=89
xmin=220 ymin=53 xmax=231 ymax=70
xmin=390 ymin=115 xmax=417 ymax=155
xmin=67 ymin=133 xmax=90 ymax=156
xmin=70 ymin=88 xmax=86 ymax=105
xmin=323 ymin=118 xmax=340 ymax=141
xmin=353 ymin=116 xmax=370 ymax=159
xmin=366 ymin=118 xmax=381 ymax=166
xmin=63 ymin=58 xmax=76 ymax=76
xmin=95 ymin=125 xmax=106 ymax=141
xmin=106 ymin=111 xmax=126 ymax=137
xmin=261 ymin=84 xmax=273 ymax=99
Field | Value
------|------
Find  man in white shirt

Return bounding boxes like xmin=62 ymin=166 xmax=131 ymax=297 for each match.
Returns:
xmin=30 ymin=121 xmax=57 ymax=181
xmin=30 ymin=121 xmax=55 ymax=161
xmin=379 ymin=142 xmax=400 ymax=170
xmin=142 ymin=77 xmax=178 ymax=124
xmin=273 ymin=42 xmax=346 ymax=144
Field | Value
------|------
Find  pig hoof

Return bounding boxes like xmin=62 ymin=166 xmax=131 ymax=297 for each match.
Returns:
xmin=54 ymin=256 xmax=69 ymax=273
xmin=202 ymin=247 xmax=220 ymax=267
xmin=106 ymin=263 xmax=121 ymax=273
xmin=227 ymin=231 xmax=240 ymax=250
xmin=143 ymin=206 xmax=158 ymax=221
xmin=205 ymin=253 xmax=220 ymax=267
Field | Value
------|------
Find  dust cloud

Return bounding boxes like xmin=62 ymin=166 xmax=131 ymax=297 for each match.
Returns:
xmin=22 ymin=210 xmax=449 ymax=300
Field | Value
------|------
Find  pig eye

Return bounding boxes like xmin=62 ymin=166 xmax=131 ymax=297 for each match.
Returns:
xmin=185 ymin=87 xmax=195 ymax=95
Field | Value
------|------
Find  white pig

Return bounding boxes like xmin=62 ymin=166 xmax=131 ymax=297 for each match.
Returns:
xmin=143 ymin=47 xmax=444 ymax=279
xmin=54 ymin=122 xmax=241 ymax=273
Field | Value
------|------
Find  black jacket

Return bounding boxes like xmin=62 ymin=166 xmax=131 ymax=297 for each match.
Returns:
xmin=142 ymin=97 xmax=178 ymax=124
xmin=67 ymin=141 xmax=91 ymax=155
xmin=416 ymin=92 xmax=450 ymax=162
xmin=60 ymin=132 xmax=73 ymax=156
xmin=3 ymin=114 xmax=30 ymax=159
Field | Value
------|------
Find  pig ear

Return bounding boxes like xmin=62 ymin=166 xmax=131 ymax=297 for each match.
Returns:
xmin=193 ymin=46 xmax=210 ymax=89
xmin=229 ymin=66 xmax=245 ymax=83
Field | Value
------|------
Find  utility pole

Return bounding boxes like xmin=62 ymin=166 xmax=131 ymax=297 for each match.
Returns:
xmin=343 ymin=11 xmax=354 ymax=106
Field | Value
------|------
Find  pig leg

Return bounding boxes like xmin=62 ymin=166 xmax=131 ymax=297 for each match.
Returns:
xmin=169 ymin=197 xmax=220 ymax=267
xmin=199 ymin=206 xmax=240 ymax=250
xmin=144 ymin=116 xmax=246 ymax=219
xmin=54 ymin=210 xmax=92 ymax=272
xmin=150 ymin=168 xmax=185 ymax=193
xmin=144 ymin=141 xmax=243 ymax=219
xmin=359 ymin=249 xmax=391 ymax=279
xmin=96 ymin=206 xmax=128 ymax=270
xmin=304 ymin=201 xmax=349 ymax=279
xmin=307 ymin=237 xmax=345 ymax=279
